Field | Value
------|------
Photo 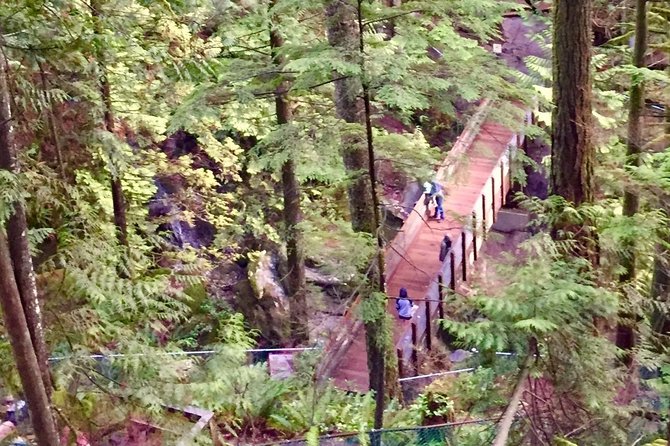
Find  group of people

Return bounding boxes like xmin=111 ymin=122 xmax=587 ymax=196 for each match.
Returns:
xmin=394 ymin=180 xmax=454 ymax=320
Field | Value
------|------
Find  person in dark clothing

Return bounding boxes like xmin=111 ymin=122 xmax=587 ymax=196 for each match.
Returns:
xmin=433 ymin=190 xmax=445 ymax=221
xmin=396 ymin=287 xmax=413 ymax=320
xmin=439 ymin=235 xmax=452 ymax=262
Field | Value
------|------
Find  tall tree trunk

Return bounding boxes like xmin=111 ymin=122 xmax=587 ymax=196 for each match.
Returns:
xmin=621 ymin=0 xmax=647 ymax=281
xmin=551 ymin=0 xmax=594 ymax=205
xmin=616 ymin=0 xmax=647 ymax=363
xmin=0 ymin=53 xmax=53 ymax=394
xmin=269 ymin=2 xmax=308 ymax=344
xmin=651 ymin=57 xmax=670 ymax=337
xmin=356 ymin=0 xmax=401 ymax=415
xmin=91 ymin=0 xmax=128 ymax=248
xmin=37 ymin=60 xmax=66 ymax=180
xmin=492 ymin=338 xmax=537 ymax=446
xmin=325 ymin=0 xmax=375 ymax=234
xmin=0 ymin=232 xmax=59 ymax=446
xmin=550 ymin=0 xmax=596 ymax=262
xmin=326 ymin=0 xmax=392 ymax=430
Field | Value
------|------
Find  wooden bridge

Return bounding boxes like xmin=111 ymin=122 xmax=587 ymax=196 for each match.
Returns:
xmin=317 ymin=100 xmax=532 ymax=392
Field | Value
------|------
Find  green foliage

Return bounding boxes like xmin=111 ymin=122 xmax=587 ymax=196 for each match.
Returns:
xmin=441 ymin=233 xmax=626 ymax=443
xmin=0 ymin=339 xmax=21 ymax=394
xmin=446 ymin=367 xmax=507 ymax=415
xmin=172 ymin=290 xmax=255 ymax=349
xmin=411 ymin=392 xmax=455 ymax=421
xmin=360 ymin=291 xmax=388 ymax=325
xmin=270 ymin=384 xmax=375 ymax=434
xmin=183 ymin=349 xmax=382 ymax=441
xmin=7 ymin=0 xmax=663 ymax=442
xmin=375 ymin=129 xmax=442 ymax=180
xmin=443 ymin=234 xmax=617 ymax=351
xmin=192 ymin=358 xmax=291 ymax=436
xmin=0 ymin=170 xmax=23 ymax=226
xmin=302 ymin=216 xmax=376 ymax=280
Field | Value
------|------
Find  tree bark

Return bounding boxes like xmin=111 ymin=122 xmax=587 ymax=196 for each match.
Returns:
xmin=326 ymin=0 xmax=393 ymax=430
xmin=0 ymin=232 xmax=60 ymax=446
xmin=551 ymin=0 xmax=594 ymax=205
xmin=621 ymin=0 xmax=647 ymax=281
xmin=616 ymin=0 xmax=647 ymax=363
xmin=269 ymin=2 xmax=308 ymax=344
xmin=91 ymin=0 xmax=128 ymax=248
xmin=0 ymin=53 xmax=53 ymax=394
xmin=551 ymin=0 xmax=597 ymax=264
xmin=325 ymin=0 xmax=376 ymax=234
xmin=37 ymin=60 xmax=66 ymax=180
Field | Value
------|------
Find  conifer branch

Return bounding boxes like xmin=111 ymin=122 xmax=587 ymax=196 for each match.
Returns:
xmin=362 ymin=9 xmax=422 ymax=26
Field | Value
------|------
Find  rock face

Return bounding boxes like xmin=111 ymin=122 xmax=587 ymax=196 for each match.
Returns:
xmin=150 ymin=175 xmax=216 ymax=249
xmin=148 ymin=131 xmax=216 ymax=249
xmin=249 ymin=251 xmax=287 ymax=310
xmin=228 ymin=251 xmax=290 ymax=343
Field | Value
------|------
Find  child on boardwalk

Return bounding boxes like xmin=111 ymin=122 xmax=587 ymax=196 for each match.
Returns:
xmin=396 ymin=288 xmax=413 ymax=320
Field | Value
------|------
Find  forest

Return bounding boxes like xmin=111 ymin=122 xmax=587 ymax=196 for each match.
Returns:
xmin=0 ymin=0 xmax=669 ymax=445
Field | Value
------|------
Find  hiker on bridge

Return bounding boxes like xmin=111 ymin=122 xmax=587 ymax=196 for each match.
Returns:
xmin=439 ymin=235 xmax=452 ymax=262
xmin=396 ymin=288 xmax=414 ymax=320
xmin=423 ymin=181 xmax=445 ymax=220
xmin=432 ymin=189 xmax=445 ymax=221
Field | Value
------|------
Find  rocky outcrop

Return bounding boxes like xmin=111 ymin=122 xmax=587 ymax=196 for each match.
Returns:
xmin=226 ymin=251 xmax=290 ymax=343
xmin=148 ymin=131 xmax=217 ymax=249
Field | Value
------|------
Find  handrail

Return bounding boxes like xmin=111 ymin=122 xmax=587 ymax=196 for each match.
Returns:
xmin=437 ymin=98 xmax=491 ymax=183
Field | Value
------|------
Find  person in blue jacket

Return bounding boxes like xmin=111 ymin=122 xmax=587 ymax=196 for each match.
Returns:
xmin=396 ymin=288 xmax=413 ymax=320
xmin=423 ymin=181 xmax=445 ymax=221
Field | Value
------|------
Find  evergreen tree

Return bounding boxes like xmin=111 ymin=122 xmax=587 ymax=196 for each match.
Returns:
xmin=551 ymin=0 xmax=594 ymax=205
xmin=269 ymin=0 xmax=308 ymax=344
xmin=551 ymin=0 xmax=596 ymax=263
xmin=0 ymin=56 xmax=52 ymax=394
xmin=617 ymin=0 xmax=648 ymax=364
xmin=91 ymin=0 xmax=129 ymax=249
xmin=325 ymin=0 xmax=376 ymax=234
xmin=0 ymin=57 xmax=59 ymax=446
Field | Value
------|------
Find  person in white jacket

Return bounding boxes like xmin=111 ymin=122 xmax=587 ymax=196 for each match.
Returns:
xmin=396 ymin=288 xmax=413 ymax=320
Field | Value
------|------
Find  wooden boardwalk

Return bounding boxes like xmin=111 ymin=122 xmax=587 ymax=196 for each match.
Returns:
xmin=325 ymin=103 xmax=529 ymax=392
